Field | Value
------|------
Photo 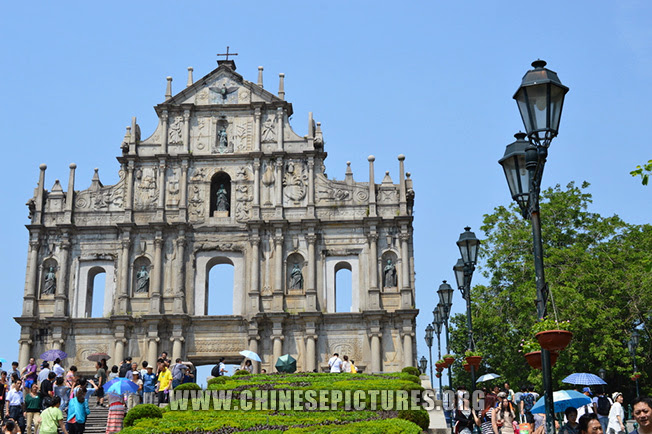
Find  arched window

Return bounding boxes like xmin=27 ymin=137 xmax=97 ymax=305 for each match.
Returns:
xmin=206 ymin=260 xmax=234 ymax=315
xmin=87 ymin=266 xmax=107 ymax=318
xmin=210 ymin=172 xmax=231 ymax=217
xmin=335 ymin=262 xmax=353 ymax=313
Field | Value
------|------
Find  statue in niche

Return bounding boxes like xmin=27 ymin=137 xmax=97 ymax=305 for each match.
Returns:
xmin=135 ymin=265 xmax=150 ymax=293
xmin=261 ymin=118 xmax=275 ymax=142
xmin=169 ymin=116 xmax=183 ymax=144
xmin=383 ymin=259 xmax=397 ymax=288
xmin=217 ymin=127 xmax=228 ymax=153
xmin=43 ymin=266 xmax=56 ymax=295
xmin=216 ymin=184 xmax=229 ymax=212
xmin=289 ymin=263 xmax=303 ymax=290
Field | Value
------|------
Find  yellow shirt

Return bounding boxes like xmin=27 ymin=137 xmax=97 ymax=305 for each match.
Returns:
xmin=158 ymin=369 xmax=173 ymax=391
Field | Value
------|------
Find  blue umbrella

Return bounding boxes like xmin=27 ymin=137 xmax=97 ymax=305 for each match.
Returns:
xmin=103 ymin=378 xmax=140 ymax=395
xmin=530 ymin=390 xmax=592 ymax=414
xmin=40 ymin=350 xmax=67 ymax=361
xmin=0 ymin=358 xmax=8 ymax=364
xmin=239 ymin=350 xmax=262 ymax=362
xmin=561 ymin=373 xmax=607 ymax=386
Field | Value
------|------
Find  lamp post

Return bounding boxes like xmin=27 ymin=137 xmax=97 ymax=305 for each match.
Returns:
xmin=628 ymin=330 xmax=640 ymax=397
xmin=419 ymin=356 xmax=428 ymax=375
xmin=438 ymin=281 xmax=454 ymax=389
xmin=498 ymin=60 xmax=569 ymax=434
xmin=425 ymin=324 xmax=435 ymax=386
xmin=433 ymin=307 xmax=443 ymax=393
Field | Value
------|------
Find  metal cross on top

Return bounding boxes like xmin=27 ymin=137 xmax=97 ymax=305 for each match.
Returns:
xmin=217 ymin=46 xmax=239 ymax=61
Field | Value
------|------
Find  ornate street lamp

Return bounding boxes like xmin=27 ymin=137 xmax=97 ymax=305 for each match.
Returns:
xmin=598 ymin=368 xmax=606 ymax=380
xmin=425 ymin=324 xmax=434 ymax=386
xmin=456 ymin=227 xmax=480 ymax=387
xmin=499 ymin=60 xmax=569 ymax=434
xmin=628 ymin=330 xmax=640 ymax=397
xmin=419 ymin=356 xmax=428 ymax=375
xmin=433 ymin=307 xmax=443 ymax=393
xmin=438 ymin=281 xmax=454 ymax=389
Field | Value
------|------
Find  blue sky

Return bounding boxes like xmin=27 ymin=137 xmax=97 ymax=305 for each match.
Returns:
xmin=1 ymin=1 xmax=650 ymax=376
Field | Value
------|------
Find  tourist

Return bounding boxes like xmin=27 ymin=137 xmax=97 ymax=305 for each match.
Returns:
xmin=350 ymin=360 xmax=358 ymax=373
xmin=40 ymin=372 xmax=57 ymax=408
xmin=118 ymin=357 xmax=132 ymax=378
xmin=241 ymin=360 xmax=253 ymax=374
xmin=125 ymin=362 xmax=139 ymax=381
xmin=559 ymin=407 xmax=580 ymax=434
xmin=608 ymin=392 xmax=625 ymax=434
xmin=127 ymin=371 xmax=143 ymax=410
xmin=24 ymin=382 xmax=42 ymax=434
xmin=142 ymin=366 xmax=156 ymax=404
xmin=66 ymin=388 xmax=90 ymax=434
xmin=578 ymin=413 xmax=603 ymax=434
xmin=478 ymin=393 xmax=498 ymax=434
xmin=108 ymin=365 xmax=119 ymax=381
xmin=341 ymin=355 xmax=351 ymax=373
xmin=65 ymin=366 xmax=77 ymax=389
xmin=54 ymin=376 xmax=70 ymax=412
xmin=39 ymin=396 xmax=68 ymax=434
xmin=514 ymin=385 xmax=525 ymax=408
xmin=182 ymin=363 xmax=195 ymax=383
xmin=171 ymin=358 xmax=187 ymax=390
xmin=0 ymin=371 xmax=8 ymax=417
xmin=520 ymin=385 xmax=536 ymax=430
xmin=52 ymin=359 xmax=65 ymax=378
xmin=94 ymin=361 xmax=107 ymax=407
xmin=631 ymin=396 xmax=652 ymax=434
xmin=454 ymin=397 xmax=477 ymax=434
xmin=105 ymin=393 xmax=125 ymax=434
xmin=156 ymin=363 xmax=173 ymax=404
xmin=7 ymin=362 xmax=20 ymax=387
xmin=5 ymin=379 xmax=25 ymax=433
xmin=140 ymin=361 xmax=149 ymax=379
xmin=505 ymin=382 xmax=515 ymax=402
xmin=578 ymin=388 xmax=597 ymax=419
xmin=328 ymin=353 xmax=342 ymax=373
xmin=21 ymin=358 xmax=37 ymax=392
xmin=595 ymin=390 xmax=613 ymax=433
xmin=497 ymin=396 xmax=516 ymax=434
xmin=38 ymin=362 xmax=51 ymax=384
xmin=3 ymin=420 xmax=17 ymax=434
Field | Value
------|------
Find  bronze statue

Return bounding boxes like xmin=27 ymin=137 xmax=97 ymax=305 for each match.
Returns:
xmin=136 ymin=265 xmax=150 ymax=293
xmin=383 ymin=259 xmax=397 ymax=288
xmin=216 ymin=184 xmax=229 ymax=212
xmin=43 ymin=266 xmax=56 ymax=295
xmin=289 ymin=263 xmax=303 ymax=290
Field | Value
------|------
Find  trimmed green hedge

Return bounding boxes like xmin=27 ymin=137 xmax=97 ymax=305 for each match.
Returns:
xmin=123 ymin=404 xmax=163 ymax=427
xmin=401 ymin=366 xmax=421 ymax=377
xmin=173 ymin=382 xmax=201 ymax=391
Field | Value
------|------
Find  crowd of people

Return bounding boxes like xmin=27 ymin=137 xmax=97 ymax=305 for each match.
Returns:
xmin=0 ymin=352 xmax=196 ymax=434
xmin=453 ymin=383 xmax=652 ymax=434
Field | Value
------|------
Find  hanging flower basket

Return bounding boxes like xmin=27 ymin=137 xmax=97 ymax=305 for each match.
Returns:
xmin=436 ymin=366 xmax=443 ymax=373
xmin=631 ymin=376 xmax=639 ymax=382
xmin=436 ymin=372 xmax=442 ymax=378
xmin=463 ymin=364 xmax=471 ymax=372
xmin=435 ymin=362 xmax=445 ymax=370
xmin=524 ymin=351 xmax=559 ymax=370
xmin=443 ymin=355 xmax=455 ymax=366
xmin=465 ymin=356 xmax=482 ymax=367
xmin=535 ymin=330 xmax=573 ymax=352
xmin=633 ymin=372 xmax=642 ymax=379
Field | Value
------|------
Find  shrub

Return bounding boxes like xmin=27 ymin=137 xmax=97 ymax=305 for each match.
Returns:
xmin=401 ymin=366 xmax=421 ymax=377
xmin=174 ymin=382 xmax=202 ymax=391
xmin=398 ymin=408 xmax=430 ymax=430
xmin=233 ymin=369 xmax=251 ymax=376
xmin=207 ymin=376 xmax=227 ymax=386
xmin=124 ymin=404 xmax=163 ymax=427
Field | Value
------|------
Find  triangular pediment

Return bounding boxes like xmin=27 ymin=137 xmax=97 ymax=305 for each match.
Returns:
xmin=163 ymin=64 xmax=282 ymax=107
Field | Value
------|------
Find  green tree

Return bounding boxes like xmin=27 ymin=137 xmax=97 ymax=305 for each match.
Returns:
xmin=449 ymin=182 xmax=652 ymax=394
xmin=631 ymin=159 xmax=652 ymax=185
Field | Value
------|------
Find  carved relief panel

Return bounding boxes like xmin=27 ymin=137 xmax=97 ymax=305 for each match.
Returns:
xmin=134 ymin=167 xmax=158 ymax=210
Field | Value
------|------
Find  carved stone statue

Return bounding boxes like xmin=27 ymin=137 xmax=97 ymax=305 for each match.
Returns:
xmin=262 ymin=118 xmax=275 ymax=142
xmin=289 ymin=263 xmax=303 ymax=290
xmin=216 ymin=184 xmax=229 ymax=212
xmin=43 ymin=266 xmax=56 ymax=295
xmin=383 ymin=259 xmax=397 ymax=288
xmin=136 ymin=265 xmax=150 ymax=293
xmin=217 ymin=127 xmax=228 ymax=152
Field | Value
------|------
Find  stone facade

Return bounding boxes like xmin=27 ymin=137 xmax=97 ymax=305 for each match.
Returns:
xmin=16 ymin=59 xmax=417 ymax=374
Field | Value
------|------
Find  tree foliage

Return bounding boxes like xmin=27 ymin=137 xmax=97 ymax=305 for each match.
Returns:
xmin=631 ymin=159 xmax=652 ymax=185
xmin=449 ymin=182 xmax=652 ymax=395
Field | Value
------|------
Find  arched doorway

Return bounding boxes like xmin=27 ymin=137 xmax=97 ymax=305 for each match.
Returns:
xmin=87 ymin=266 xmax=106 ymax=318
xmin=335 ymin=262 xmax=352 ymax=313
xmin=207 ymin=262 xmax=234 ymax=315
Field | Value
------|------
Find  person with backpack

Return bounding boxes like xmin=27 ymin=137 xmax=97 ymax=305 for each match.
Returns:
xmin=211 ymin=358 xmax=226 ymax=377
xmin=595 ymin=391 xmax=613 ymax=433
xmin=520 ymin=386 xmax=536 ymax=429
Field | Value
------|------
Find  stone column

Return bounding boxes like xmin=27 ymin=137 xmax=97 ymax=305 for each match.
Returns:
xmin=51 ymin=338 xmax=65 ymax=351
xmin=252 ymin=159 xmax=260 ymax=219
xmin=254 ymin=107 xmax=261 ymax=152
xmin=64 ymin=163 xmax=76 ymax=223
xmin=306 ymin=234 xmax=317 ymax=311
xmin=161 ymin=111 xmax=169 ymax=153
xmin=116 ymin=236 xmax=130 ymax=314
xmin=367 ymin=233 xmax=380 ymax=310
xmin=276 ymin=107 xmax=284 ymax=151
xmin=147 ymin=338 xmax=159 ymax=365
xmin=370 ymin=332 xmax=382 ymax=373
xmin=150 ymin=234 xmax=163 ymax=314
xmin=400 ymin=233 xmax=410 ymax=289
xmin=182 ymin=109 xmax=191 ymax=153
xmin=54 ymin=234 xmax=71 ymax=316
xmin=248 ymin=336 xmax=260 ymax=374
xmin=368 ymin=156 xmax=377 ymax=217
xmin=19 ymin=338 xmax=33 ymax=368
xmin=275 ymin=159 xmax=283 ymax=216
xmin=173 ymin=231 xmax=186 ymax=314
xmin=273 ymin=234 xmax=284 ymax=311
xmin=307 ymin=158 xmax=315 ymax=217
xmin=179 ymin=160 xmax=188 ymax=221
xmin=171 ymin=337 xmax=184 ymax=362
xmin=402 ymin=330 xmax=414 ymax=368
xmin=23 ymin=238 xmax=40 ymax=316
xmin=398 ymin=154 xmax=407 ymax=216
xmin=305 ymin=334 xmax=317 ymax=372
xmin=250 ymin=235 xmax=260 ymax=313
xmin=272 ymin=335 xmax=283 ymax=370
xmin=114 ymin=338 xmax=126 ymax=365
xmin=34 ymin=164 xmax=47 ymax=223
xmin=157 ymin=159 xmax=166 ymax=221
xmin=124 ymin=161 xmax=135 ymax=221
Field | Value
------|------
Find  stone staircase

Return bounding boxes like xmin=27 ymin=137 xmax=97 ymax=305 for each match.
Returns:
xmin=81 ymin=402 xmax=110 ymax=434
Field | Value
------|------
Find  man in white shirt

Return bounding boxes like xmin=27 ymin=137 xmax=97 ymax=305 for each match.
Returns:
xmin=577 ymin=387 xmax=597 ymax=420
xmin=38 ymin=362 xmax=51 ymax=383
xmin=328 ymin=353 xmax=343 ymax=373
